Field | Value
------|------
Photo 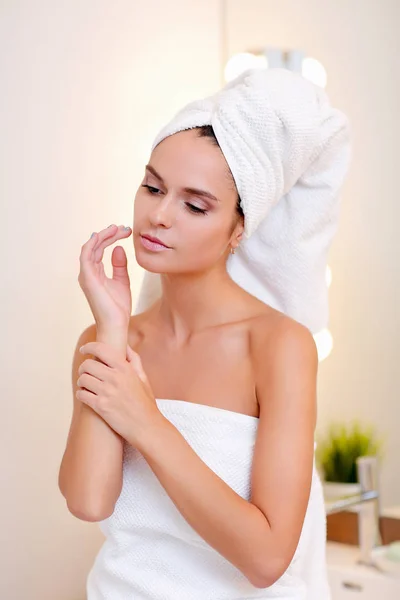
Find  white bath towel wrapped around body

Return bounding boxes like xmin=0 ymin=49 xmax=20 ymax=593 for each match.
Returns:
xmin=87 ymin=399 xmax=331 ymax=599
xmin=87 ymin=68 xmax=350 ymax=598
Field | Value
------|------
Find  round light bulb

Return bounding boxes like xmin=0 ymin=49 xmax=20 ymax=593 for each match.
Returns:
xmin=326 ymin=265 xmax=332 ymax=288
xmin=302 ymin=57 xmax=327 ymax=88
xmin=224 ymin=53 xmax=268 ymax=82
xmin=313 ymin=328 xmax=333 ymax=362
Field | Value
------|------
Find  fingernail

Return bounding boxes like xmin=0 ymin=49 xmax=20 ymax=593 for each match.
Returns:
xmin=124 ymin=226 xmax=131 ymax=231
xmin=90 ymin=232 xmax=96 ymax=238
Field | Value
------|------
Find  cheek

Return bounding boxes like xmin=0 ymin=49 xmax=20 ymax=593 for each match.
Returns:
xmin=181 ymin=217 xmax=230 ymax=258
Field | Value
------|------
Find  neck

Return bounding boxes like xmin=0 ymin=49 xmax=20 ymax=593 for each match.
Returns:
xmin=153 ymin=266 xmax=237 ymax=346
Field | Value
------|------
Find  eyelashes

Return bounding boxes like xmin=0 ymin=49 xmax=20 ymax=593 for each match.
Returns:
xmin=141 ymin=185 xmax=208 ymax=215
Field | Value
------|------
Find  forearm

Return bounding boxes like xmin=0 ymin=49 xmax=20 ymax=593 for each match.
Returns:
xmin=59 ymin=326 xmax=128 ymax=520
xmin=136 ymin=418 xmax=276 ymax=588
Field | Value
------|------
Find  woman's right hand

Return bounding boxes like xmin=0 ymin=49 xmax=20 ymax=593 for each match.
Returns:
xmin=78 ymin=224 xmax=133 ymax=330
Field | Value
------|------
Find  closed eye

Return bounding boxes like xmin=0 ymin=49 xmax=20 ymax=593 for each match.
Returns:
xmin=186 ymin=204 xmax=208 ymax=215
xmin=141 ymin=185 xmax=208 ymax=215
xmin=142 ymin=184 xmax=160 ymax=194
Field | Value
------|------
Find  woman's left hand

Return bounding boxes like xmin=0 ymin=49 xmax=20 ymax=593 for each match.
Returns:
xmin=76 ymin=341 xmax=164 ymax=448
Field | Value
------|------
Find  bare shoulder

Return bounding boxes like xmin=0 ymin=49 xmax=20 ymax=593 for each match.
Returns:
xmin=250 ymin=305 xmax=317 ymax=352
xmin=78 ymin=322 xmax=97 ymax=343
xmin=249 ymin=309 xmax=319 ymax=385
xmin=72 ymin=322 xmax=97 ymax=367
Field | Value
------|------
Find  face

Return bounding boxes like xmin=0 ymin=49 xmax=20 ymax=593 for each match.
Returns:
xmin=133 ymin=128 xmax=244 ymax=274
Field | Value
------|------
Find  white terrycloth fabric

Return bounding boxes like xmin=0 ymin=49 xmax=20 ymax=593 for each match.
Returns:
xmin=87 ymin=399 xmax=332 ymax=599
xmin=134 ymin=67 xmax=351 ymax=333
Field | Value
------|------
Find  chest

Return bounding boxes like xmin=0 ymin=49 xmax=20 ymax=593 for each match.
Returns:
xmin=130 ymin=325 xmax=259 ymax=417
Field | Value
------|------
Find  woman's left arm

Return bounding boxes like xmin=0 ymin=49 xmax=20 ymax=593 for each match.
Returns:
xmin=136 ymin=318 xmax=318 ymax=589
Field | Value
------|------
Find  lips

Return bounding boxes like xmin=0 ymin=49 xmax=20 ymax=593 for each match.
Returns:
xmin=141 ymin=234 xmax=169 ymax=248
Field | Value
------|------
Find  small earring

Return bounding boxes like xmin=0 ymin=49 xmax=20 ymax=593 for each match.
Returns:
xmin=230 ymin=246 xmax=236 ymax=255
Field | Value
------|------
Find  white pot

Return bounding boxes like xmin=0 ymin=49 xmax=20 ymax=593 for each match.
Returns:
xmin=323 ymin=481 xmax=362 ymax=514
xmin=323 ymin=481 xmax=362 ymax=501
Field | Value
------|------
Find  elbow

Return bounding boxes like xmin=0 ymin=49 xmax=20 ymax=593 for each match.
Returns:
xmin=247 ymin=571 xmax=274 ymax=590
xmin=247 ymin=556 xmax=289 ymax=589
xmin=58 ymin=474 xmax=116 ymax=522
xmin=66 ymin=500 xmax=115 ymax=522
xmin=61 ymin=486 xmax=115 ymax=522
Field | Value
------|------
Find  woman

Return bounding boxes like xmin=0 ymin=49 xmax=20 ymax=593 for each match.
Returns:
xmin=59 ymin=68 xmax=350 ymax=599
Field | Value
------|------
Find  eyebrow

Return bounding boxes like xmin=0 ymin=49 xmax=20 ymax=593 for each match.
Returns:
xmin=145 ymin=164 xmax=220 ymax=203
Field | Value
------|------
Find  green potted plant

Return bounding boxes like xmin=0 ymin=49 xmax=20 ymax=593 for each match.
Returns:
xmin=316 ymin=420 xmax=384 ymax=500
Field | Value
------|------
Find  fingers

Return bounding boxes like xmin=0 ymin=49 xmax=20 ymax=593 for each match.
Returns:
xmin=93 ymin=225 xmax=132 ymax=264
xmin=111 ymin=245 xmax=130 ymax=286
xmin=76 ymin=372 xmax=103 ymax=396
xmin=78 ymin=358 xmax=107 ymax=380
xmin=93 ymin=224 xmax=122 ymax=252
xmin=80 ymin=230 xmax=99 ymax=266
xmin=127 ymin=346 xmax=151 ymax=389
xmin=75 ymin=387 xmax=97 ymax=411
xmin=79 ymin=224 xmax=132 ymax=267
xmin=79 ymin=341 xmax=123 ymax=369
xmin=126 ymin=344 xmax=137 ymax=363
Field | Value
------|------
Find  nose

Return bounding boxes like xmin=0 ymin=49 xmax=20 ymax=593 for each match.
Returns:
xmin=148 ymin=194 xmax=175 ymax=229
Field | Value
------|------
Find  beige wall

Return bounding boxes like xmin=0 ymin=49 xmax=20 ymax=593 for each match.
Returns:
xmin=1 ymin=2 xmax=221 ymax=598
xmin=1 ymin=1 xmax=398 ymax=598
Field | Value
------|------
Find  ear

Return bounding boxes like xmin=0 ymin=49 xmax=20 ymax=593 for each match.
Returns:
xmin=235 ymin=222 xmax=244 ymax=243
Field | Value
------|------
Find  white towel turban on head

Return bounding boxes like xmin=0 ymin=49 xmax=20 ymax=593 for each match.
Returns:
xmin=134 ymin=68 xmax=351 ymax=333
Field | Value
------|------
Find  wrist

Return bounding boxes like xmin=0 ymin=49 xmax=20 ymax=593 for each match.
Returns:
xmin=96 ymin=325 xmax=129 ymax=355
xmin=134 ymin=411 xmax=173 ymax=456
xmin=96 ymin=317 xmax=129 ymax=331
xmin=96 ymin=321 xmax=128 ymax=335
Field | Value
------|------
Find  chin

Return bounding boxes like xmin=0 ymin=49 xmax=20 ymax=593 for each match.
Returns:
xmin=133 ymin=249 xmax=167 ymax=272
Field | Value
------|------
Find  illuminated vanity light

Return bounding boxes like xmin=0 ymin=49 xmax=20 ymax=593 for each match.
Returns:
xmin=326 ymin=265 xmax=332 ymax=288
xmin=302 ymin=57 xmax=327 ymax=88
xmin=313 ymin=328 xmax=333 ymax=362
xmin=224 ymin=51 xmax=327 ymax=89
xmin=224 ymin=52 xmax=268 ymax=82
